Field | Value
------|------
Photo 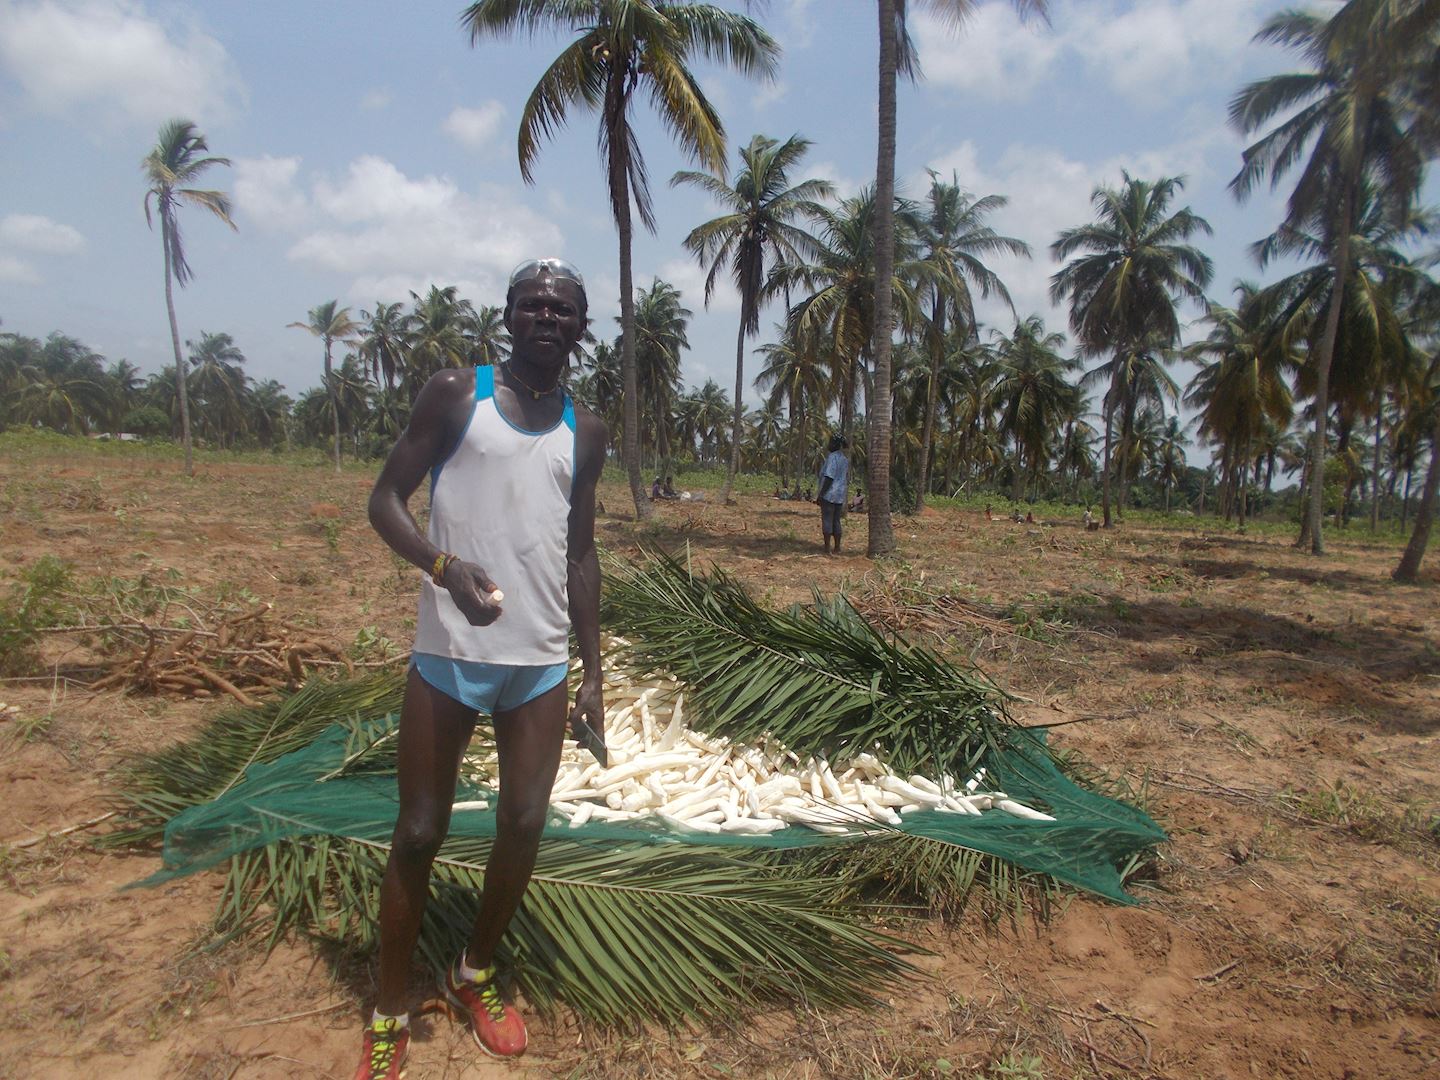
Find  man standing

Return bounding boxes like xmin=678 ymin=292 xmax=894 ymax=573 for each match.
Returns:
xmin=358 ymin=258 xmax=606 ymax=1078
xmin=816 ymin=433 xmax=849 ymax=555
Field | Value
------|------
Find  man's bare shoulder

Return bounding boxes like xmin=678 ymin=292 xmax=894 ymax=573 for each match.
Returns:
xmin=572 ymin=401 xmax=607 ymax=441
xmin=418 ymin=366 xmax=475 ymax=403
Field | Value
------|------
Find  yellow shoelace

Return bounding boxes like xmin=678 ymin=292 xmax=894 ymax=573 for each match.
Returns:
xmin=367 ymin=1018 xmax=404 ymax=1073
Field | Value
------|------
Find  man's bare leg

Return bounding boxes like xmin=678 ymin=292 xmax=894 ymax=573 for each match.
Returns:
xmin=465 ymin=680 xmax=569 ymax=968
xmin=374 ymin=668 xmax=477 ymax=1015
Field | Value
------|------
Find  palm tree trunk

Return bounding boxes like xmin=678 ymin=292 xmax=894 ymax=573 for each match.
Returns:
xmin=325 ymin=338 xmax=341 ymax=474
xmin=161 ymin=215 xmax=194 ymax=477
xmin=1370 ymin=405 xmax=1382 ymax=532
xmin=915 ymin=298 xmax=945 ymax=510
xmin=1305 ymin=188 xmax=1355 ymax=555
xmin=1401 ymin=464 xmax=1413 ymax=529
xmin=1393 ymin=408 xmax=1440 ymax=583
xmin=720 ymin=319 xmax=746 ymax=505
xmin=866 ymin=0 xmax=898 ymax=555
xmin=1100 ymin=399 xmax=1115 ymax=528
xmin=608 ymin=92 xmax=652 ymax=522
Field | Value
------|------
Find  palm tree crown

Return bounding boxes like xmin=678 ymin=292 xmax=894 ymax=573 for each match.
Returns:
xmin=673 ymin=132 xmax=833 ymax=502
xmin=462 ymin=0 xmax=779 ymax=519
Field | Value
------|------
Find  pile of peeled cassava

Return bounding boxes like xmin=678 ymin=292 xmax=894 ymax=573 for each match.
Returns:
xmin=458 ymin=654 xmax=1054 ymax=834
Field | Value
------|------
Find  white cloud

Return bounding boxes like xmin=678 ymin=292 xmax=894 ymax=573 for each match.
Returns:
xmin=442 ymin=100 xmax=505 ymax=150
xmin=913 ymin=0 xmax=1266 ymax=106
xmin=913 ymin=6 xmax=1059 ymax=100
xmin=1066 ymin=0 xmax=1262 ymax=103
xmin=751 ymin=80 xmax=789 ymax=110
xmin=359 ymin=87 xmax=392 ymax=111
xmin=233 ymin=155 xmax=310 ymax=231
xmin=285 ymin=156 xmax=564 ymax=306
xmin=0 ymin=0 xmax=244 ymax=127
xmin=808 ymin=160 xmax=865 ymax=201
xmin=0 ymin=254 xmax=40 ymax=284
xmin=0 ymin=213 xmax=83 ymax=254
xmin=659 ymin=257 xmax=740 ymax=315
xmin=925 ymin=127 xmax=1232 ymax=340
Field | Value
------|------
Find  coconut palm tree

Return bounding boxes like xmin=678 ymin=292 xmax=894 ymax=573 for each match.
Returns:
xmin=471 ymin=304 xmax=511 ymax=367
xmin=1185 ymin=284 xmax=1296 ymax=525
xmin=357 ymin=301 xmax=409 ymax=391
xmin=187 ymin=331 xmax=251 ymax=448
xmin=913 ymin=172 xmax=1028 ymax=508
xmin=778 ymin=189 xmax=923 ymax=442
xmin=992 ymin=315 xmax=1076 ymax=501
xmin=673 ymin=133 xmax=833 ymax=503
xmin=104 ymin=358 xmax=146 ymax=434
xmin=1229 ymin=0 xmax=1434 ymax=552
xmin=625 ymin=278 xmax=691 ymax=469
xmin=1051 ymin=172 xmax=1213 ymax=526
xmin=403 ymin=285 xmax=481 ymax=395
xmin=756 ymin=323 xmax=833 ymax=494
xmin=462 ymin=0 xmax=779 ymax=520
xmin=289 ymin=300 xmax=359 ymax=473
xmin=248 ymin=379 xmax=293 ymax=450
xmin=14 ymin=334 xmax=109 ymax=435
xmin=142 ymin=118 xmax=236 ymax=475
xmin=1250 ymin=196 xmax=1429 ymax=532
xmin=869 ymin=0 xmax=1049 ymax=553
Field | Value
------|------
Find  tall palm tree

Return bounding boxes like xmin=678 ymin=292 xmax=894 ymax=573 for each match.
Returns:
xmin=913 ymin=172 xmax=1028 ymax=508
xmin=869 ymin=0 xmax=1049 ymax=554
xmin=992 ymin=315 xmax=1077 ymax=501
xmin=1229 ymin=0 xmax=1434 ymax=552
xmin=673 ymin=133 xmax=833 ymax=503
xmin=756 ymin=323 xmax=833 ymax=494
xmin=1185 ymin=284 xmax=1296 ymax=525
xmin=105 ymin=358 xmax=145 ymax=434
xmin=403 ymin=285 xmax=481 ymax=395
xmin=288 ymin=300 xmax=359 ymax=473
xmin=357 ymin=301 xmax=409 ymax=390
xmin=778 ymin=189 xmax=922 ymax=440
xmin=142 ymin=118 xmax=236 ymax=476
xmin=462 ymin=0 xmax=779 ymax=521
xmin=625 ymin=278 xmax=691 ymax=468
xmin=248 ymin=379 xmax=293 ymax=450
xmin=1051 ymin=172 xmax=1213 ymax=526
xmin=471 ymin=304 xmax=511 ymax=366
xmin=187 ymin=331 xmax=251 ymax=448
xmin=1152 ymin=415 xmax=1191 ymax=513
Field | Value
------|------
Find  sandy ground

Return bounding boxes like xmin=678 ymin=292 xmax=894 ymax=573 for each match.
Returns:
xmin=0 ymin=446 xmax=1436 ymax=1079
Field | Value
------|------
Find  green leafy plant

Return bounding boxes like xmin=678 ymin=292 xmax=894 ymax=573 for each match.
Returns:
xmin=0 ymin=557 xmax=74 ymax=676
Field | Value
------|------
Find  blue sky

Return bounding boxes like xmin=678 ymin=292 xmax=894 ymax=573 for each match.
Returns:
xmin=1 ymin=0 xmax=1423 ymax=422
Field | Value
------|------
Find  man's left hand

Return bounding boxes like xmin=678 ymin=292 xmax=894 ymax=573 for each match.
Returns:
xmin=569 ymin=675 xmax=606 ymax=760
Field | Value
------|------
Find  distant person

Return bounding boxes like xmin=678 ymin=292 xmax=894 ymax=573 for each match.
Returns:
xmin=662 ymin=476 xmax=679 ymax=500
xmin=651 ymin=476 xmax=663 ymax=500
xmin=1025 ymin=510 xmax=1035 ymax=524
xmin=816 ymin=434 xmax=849 ymax=555
xmin=848 ymin=489 xmax=865 ymax=513
xmin=984 ymin=504 xmax=993 ymax=522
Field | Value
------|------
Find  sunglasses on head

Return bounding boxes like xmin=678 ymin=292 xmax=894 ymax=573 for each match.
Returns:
xmin=508 ymin=257 xmax=585 ymax=292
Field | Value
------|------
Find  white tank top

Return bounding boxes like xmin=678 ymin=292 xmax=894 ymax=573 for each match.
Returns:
xmin=413 ymin=365 xmax=575 ymax=665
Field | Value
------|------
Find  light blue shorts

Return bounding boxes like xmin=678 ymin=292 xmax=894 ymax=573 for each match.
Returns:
xmin=411 ymin=653 xmax=569 ymax=715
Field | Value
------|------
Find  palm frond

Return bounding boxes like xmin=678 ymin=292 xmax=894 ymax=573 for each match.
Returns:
xmin=101 ymin=671 xmax=405 ymax=846
xmin=601 ymin=550 xmax=1023 ymax=782
xmin=217 ymin=831 xmax=914 ymax=1026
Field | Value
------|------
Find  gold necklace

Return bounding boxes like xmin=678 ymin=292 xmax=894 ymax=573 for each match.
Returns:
xmin=502 ymin=362 xmax=561 ymax=400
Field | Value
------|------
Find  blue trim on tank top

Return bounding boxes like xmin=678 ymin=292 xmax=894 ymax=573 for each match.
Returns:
xmin=429 ymin=368 xmax=482 ymax=499
xmin=491 ymin=388 xmax=572 ymax=437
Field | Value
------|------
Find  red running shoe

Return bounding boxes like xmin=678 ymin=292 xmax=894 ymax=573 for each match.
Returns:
xmin=353 ymin=1015 xmax=409 ymax=1080
xmin=440 ymin=956 xmax=528 ymax=1058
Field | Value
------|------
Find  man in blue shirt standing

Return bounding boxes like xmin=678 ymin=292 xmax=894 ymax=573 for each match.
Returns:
xmin=816 ymin=434 xmax=850 ymax=555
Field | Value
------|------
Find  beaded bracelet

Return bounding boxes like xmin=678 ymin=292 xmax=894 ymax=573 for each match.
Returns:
xmin=431 ymin=552 xmax=458 ymax=587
